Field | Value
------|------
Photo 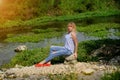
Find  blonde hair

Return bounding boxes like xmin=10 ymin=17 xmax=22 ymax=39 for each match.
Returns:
xmin=68 ymin=22 xmax=77 ymax=33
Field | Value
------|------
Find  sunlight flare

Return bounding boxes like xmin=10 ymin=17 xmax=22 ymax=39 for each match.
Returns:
xmin=0 ymin=0 xmax=3 ymax=4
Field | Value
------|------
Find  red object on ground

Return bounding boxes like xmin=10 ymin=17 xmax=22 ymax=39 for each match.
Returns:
xmin=35 ymin=63 xmax=43 ymax=67
xmin=35 ymin=63 xmax=51 ymax=67
xmin=43 ymin=63 xmax=51 ymax=66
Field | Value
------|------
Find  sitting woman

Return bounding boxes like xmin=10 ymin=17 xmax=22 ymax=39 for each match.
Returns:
xmin=35 ymin=22 xmax=78 ymax=67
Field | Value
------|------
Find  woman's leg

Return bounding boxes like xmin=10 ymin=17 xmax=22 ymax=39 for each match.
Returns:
xmin=50 ymin=46 xmax=65 ymax=54
xmin=44 ymin=46 xmax=65 ymax=64
xmin=44 ymin=48 xmax=72 ymax=63
xmin=39 ymin=46 xmax=72 ymax=64
xmin=40 ymin=46 xmax=66 ymax=64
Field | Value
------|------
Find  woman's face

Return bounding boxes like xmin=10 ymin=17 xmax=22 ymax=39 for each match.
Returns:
xmin=67 ymin=24 xmax=73 ymax=32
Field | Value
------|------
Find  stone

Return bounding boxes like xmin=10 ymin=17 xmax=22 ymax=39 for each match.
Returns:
xmin=5 ymin=73 xmax=16 ymax=79
xmin=14 ymin=45 xmax=27 ymax=52
xmin=64 ymin=54 xmax=77 ymax=64
xmin=109 ymin=56 xmax=120 ymax=65
xmin=0 ymin=70 xmax=4 ymax=80
xmin=99 ymin=66 xmax=106 ymax=71
xmin=0 ymin=77 xmax=3 ymax=80
xmin=81 ymin=69 xmax=94 ymax=75
xmin=91 ymin=45 xmax=120 ymax=57
xmin=15 ymin=64 xmax=24 ymax=68
xmin=0 ymin=70 xmax=4 ymax=74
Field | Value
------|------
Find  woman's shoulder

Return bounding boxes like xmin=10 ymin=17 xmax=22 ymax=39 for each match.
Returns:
xmin=70 ymin=32 xmax=76 ymax=36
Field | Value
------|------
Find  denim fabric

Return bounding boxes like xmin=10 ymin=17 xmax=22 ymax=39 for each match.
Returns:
xmin=45 ymin=46 xmax=72 ymax=62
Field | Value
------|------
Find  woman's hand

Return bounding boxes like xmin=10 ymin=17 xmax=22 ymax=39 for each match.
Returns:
xmin=74 ymin=52 xmax=77 ymax=59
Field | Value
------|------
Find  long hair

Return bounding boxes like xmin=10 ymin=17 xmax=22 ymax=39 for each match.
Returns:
xmin=68 ymin=22 xmax=77 ymax=33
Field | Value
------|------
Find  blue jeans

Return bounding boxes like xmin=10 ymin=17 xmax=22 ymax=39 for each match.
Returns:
xmin=45 ymin=46 xmax=72 ymax=62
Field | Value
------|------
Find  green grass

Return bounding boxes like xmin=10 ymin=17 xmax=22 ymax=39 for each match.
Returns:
xmin=1 ymin=39 xmax=120 ymax=68
xmin=0 ymin=10 xmax=120 ymax=28
xmin=101 ymin=70 xmax=120 ymax=80
xmin=115 ymin=31 xmax=120 ymax=36
xmin=5 ymin=28 xmax=64 ymax=42
xmin=1 ymin=47 xmax=49 ymax=68
xmin=77 ymin=23 xmax=120 ymax=38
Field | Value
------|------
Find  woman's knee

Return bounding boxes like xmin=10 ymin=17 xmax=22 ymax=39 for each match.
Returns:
xmin=50 ymin=46 xmax=55 ymax=50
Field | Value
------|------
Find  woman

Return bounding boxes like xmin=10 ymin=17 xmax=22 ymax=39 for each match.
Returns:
xmin=35 ymin=22 xmax=78 ymax=67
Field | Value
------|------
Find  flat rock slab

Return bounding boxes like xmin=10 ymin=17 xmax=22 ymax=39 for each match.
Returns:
xmin=5 ymin=62 xmax=118 ymax=78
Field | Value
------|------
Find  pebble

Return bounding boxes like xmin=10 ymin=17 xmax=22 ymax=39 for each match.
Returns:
xmin=81 ymin=69 xmax=95 ymax=75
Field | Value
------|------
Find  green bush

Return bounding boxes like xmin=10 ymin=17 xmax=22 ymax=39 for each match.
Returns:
xmin=77 ymin=39 xmax=120 ymax=62
xmin=101 ymin=71 xmax=120 ymax=80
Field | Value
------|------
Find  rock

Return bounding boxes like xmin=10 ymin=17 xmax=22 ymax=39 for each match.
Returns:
xmin=99 ymin=66 xmax=106 ymax=71
xmin=5 ymin=73 xmax=16 ymax=79
xmin=81 ymin=69 xmax=94 ymax=75
xmin=91 ymin=45 xmax=120 ymax=57
xmin=109 ymin=56 xmax=120 ymax=65
xmin=4 ymin=62 xmax=119 ymax=80
xmin=0 ymin=70 xmax=4 ymax=80
xmin=64 ymin=54 xmax=77 ymax=64
xmin=0 ymin=77 xmax=2 ymax=80
xmin=15 ymin=64 xmax=24 ymax=68
xmin=0 ymin=70 xmax=4 ymax=74
xmin=14 ymin=45 xmax=27 ymax=52
xmin=0 ymin=73 xmax=6 ymax=79
xmin=65 ymin=54 xmax=75 ymax=61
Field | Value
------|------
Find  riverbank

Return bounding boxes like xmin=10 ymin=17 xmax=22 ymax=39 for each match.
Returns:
xmin=1 ymin=39 xmax=120 ymax=68
xmin=0 ymin=62 xmax=119 ymax=80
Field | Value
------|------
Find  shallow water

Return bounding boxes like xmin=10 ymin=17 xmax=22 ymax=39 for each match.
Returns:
xmin=0 ymin=16 xmax=120 ymax=66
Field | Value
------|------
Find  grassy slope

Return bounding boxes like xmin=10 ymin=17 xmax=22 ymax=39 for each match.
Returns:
xmin=0 ymin=10 xmax=120 ymax=28
xmin=77 ymin=23 xmax=120 ymax=38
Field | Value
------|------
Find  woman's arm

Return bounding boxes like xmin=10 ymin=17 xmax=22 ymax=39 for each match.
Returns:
xmin=71 ymin=32 xmax=78 ymax=58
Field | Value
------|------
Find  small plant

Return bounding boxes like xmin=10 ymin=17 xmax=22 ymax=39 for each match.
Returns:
xmin=101 ymin=71 xmax=120 ymax=80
